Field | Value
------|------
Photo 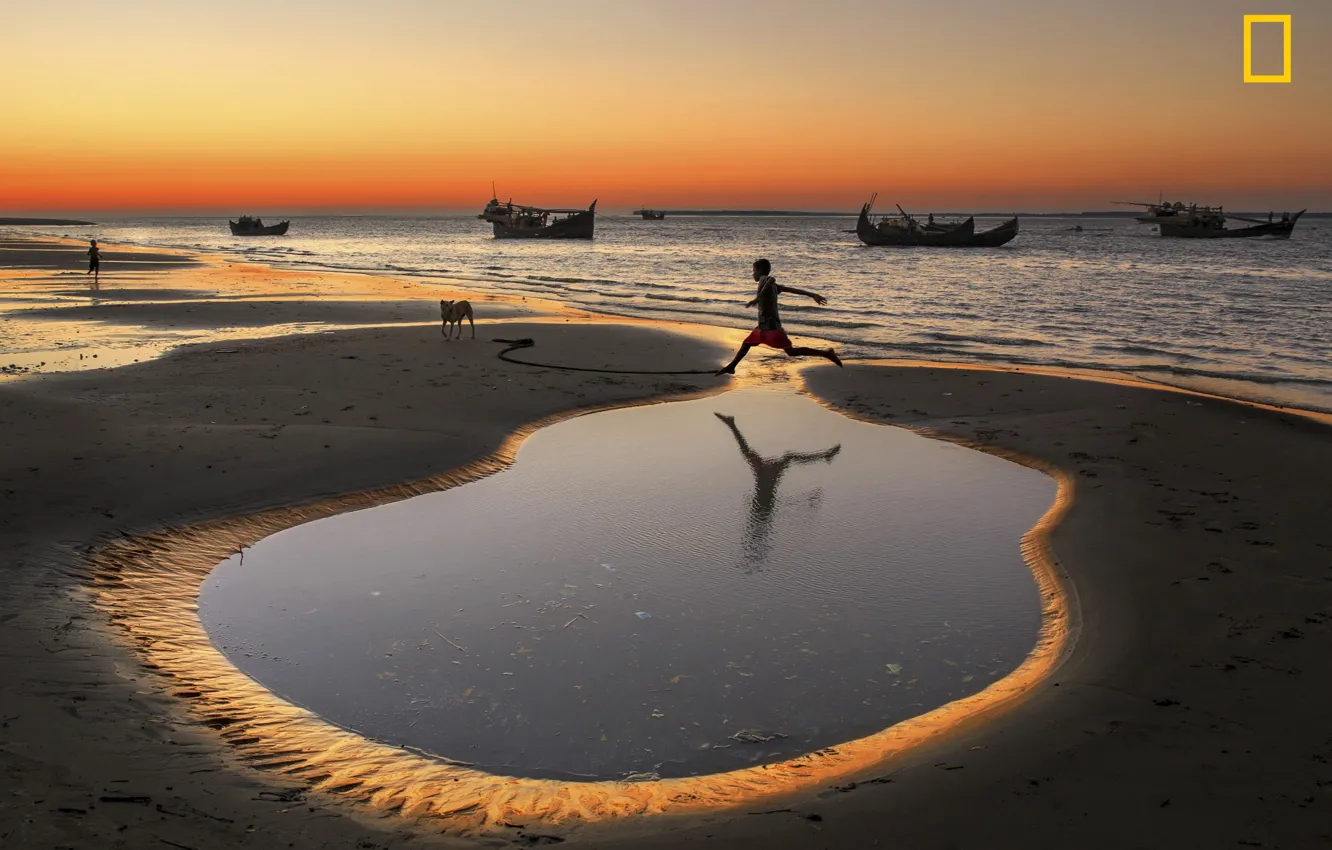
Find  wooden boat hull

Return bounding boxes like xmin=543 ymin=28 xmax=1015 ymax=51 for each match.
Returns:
xmin=857 ymin=207 xmax=974 ymax=246
xmin=856 ymin=206 xmax=1019 ymax=247
xmin=229 ymin=220 xmax=290 ymax=236
xmin=492 ymin=202 xmax=596 ymax=240
xmin=968 ymin=216 xmax=1020 ymax=247
xmin=1159 ymin=210 xmax=1304 ymax=239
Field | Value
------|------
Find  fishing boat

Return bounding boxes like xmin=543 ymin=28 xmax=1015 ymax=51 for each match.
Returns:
xmin=920 ymin=214 xmax=968 ymax=233
xmin=229 ymin=215 xmax=290 ymax=236
xmin=855 ymin=196 xmax=1019 ymax=247
xmin=635 ymin=208 xmax=666 ymax=220
xmin=478 ymin=197 xmax=596 ymax=239
xmin=1114 ymin=201 xmax=1304 ymax=239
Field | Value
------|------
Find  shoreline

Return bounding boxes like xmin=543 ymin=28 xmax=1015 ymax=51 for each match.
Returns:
xmin=3 ymin=239 xmax=1331 ymax=847
xmin=7 ymin=228 xmax=1329 ymax=415
xmin=0 ymin=234 xmax=588 ymax=380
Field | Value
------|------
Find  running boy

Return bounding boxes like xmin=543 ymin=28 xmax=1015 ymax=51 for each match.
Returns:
xmin=716 ymin=258 xmax=842 ymax=375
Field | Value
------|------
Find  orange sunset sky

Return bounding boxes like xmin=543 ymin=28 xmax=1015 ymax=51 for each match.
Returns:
xmin=3 ymin=0 xmax=1329 ymax=213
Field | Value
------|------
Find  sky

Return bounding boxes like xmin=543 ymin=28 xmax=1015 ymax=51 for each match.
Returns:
xmin=2 ymin=0 xmax=1329 ymax=213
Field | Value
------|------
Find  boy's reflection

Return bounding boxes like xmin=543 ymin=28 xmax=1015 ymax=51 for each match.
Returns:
xmin=714 ymin=413 xmax=841 ymax=570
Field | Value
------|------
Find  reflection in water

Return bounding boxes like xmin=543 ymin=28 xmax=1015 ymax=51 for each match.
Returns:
xmin=714 ymin=413 xmax=841 ymax=571
xmin=199 ymin=388 xmax=1052 ymax=780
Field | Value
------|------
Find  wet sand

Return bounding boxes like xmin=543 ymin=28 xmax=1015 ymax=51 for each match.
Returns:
xmin=0 ymin=235 xmax=566 ymax=376
xmin=2 ymin=238 xmax=1331 ymax=848
xmin=0 ymin=237 xmax=200 ymax=270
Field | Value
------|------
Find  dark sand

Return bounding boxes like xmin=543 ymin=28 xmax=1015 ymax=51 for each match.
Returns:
xmin=0 ymin=321 xmax=734 ymax=849
xmin=2 ymin=240 xmax=1331 ymax=848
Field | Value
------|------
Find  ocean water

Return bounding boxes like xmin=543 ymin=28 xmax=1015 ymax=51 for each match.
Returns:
xmin=13 ymin=213 xmax=1331 ymax=411
xmin=199 ymin=388 xmax=1052 ymax=780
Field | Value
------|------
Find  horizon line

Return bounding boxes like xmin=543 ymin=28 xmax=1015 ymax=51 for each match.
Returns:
xmin=4 ymin=208 xmax=1327 ymax=221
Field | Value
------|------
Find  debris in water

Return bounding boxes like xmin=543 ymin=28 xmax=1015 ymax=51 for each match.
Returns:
xmin=432 ymin=630 xmax=469 ymax=654
xmin=730 ymin=729 xmax=787 ymax=744
xmin=635 ymin=611 xmax=651 ymax=620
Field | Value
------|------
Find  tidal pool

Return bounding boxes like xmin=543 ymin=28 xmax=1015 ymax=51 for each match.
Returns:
xmin=199 ymin=387 xmax=1054 ymax=781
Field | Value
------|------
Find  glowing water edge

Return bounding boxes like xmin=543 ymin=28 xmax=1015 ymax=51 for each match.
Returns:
xmin=198 ymin=387 xmax=1054 ymax=783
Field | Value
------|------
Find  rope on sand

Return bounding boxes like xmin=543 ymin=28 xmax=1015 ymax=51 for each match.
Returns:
xmin=491 ymin=338 xmax=718 ymax=376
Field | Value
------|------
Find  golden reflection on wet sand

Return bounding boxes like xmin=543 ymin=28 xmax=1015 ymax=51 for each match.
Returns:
xmin=87 ymin=382 xmax=1075 ymax=841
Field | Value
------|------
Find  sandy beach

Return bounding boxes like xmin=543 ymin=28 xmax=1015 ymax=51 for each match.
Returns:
xmin=2 ymin=237 xmax=1331 ymax=849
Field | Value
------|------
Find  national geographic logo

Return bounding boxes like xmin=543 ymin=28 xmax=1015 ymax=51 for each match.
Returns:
xmin=1243 ymin=14 xmax=1292 ymax=83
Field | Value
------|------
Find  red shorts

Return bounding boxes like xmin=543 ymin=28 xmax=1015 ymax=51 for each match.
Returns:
xmin=742 ymin=327 xmax=791 ymax=349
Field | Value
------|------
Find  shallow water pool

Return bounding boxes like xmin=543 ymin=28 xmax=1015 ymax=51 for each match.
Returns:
xmin=199 ymin=387 xmax=1053 ymax=781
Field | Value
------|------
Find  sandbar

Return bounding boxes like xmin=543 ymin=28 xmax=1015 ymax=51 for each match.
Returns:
xmin=1 ymin=238 xmax=1329 ymax=848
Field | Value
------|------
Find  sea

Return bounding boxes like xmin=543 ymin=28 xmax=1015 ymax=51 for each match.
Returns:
xmin=10 ymin=213 xmax=1331 ymax=412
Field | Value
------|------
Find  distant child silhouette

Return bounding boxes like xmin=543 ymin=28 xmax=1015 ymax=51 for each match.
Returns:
xmin=87 ymin=239 xmax=101 ymax=289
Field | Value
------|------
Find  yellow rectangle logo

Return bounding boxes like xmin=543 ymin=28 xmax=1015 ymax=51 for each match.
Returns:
xmin=1244 ymin=14 xmax=1292 ymax=83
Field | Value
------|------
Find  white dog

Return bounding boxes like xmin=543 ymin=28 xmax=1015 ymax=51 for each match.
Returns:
xmin=440 ymin=299 xmax=474 ymax=340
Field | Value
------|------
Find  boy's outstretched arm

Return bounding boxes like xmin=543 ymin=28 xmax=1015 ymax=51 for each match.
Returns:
xmin=714 ymin=413 xmax=763 ymax=467
xmin=781 ymin=286 xmax=828 ymax=305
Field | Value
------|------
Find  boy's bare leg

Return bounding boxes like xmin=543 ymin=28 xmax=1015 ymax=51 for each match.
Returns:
xmin=785 ymin=346 xmax=842 ymax=367
xmin=717 ymin=343 xmax=753 ymax=375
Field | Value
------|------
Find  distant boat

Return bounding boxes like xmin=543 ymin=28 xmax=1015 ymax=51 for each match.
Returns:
xmin=855 ymin=196 xmax=1018 ymax=247
xmin=478 ymin=198 xmax=596 ymax=239
xmin=1114 ymin=201 xmax=1304 ymax=239
xmin=635 ymin=208 xmax=666 ymax=220
xmin=229 ymin=216 xmax=289 ymax=236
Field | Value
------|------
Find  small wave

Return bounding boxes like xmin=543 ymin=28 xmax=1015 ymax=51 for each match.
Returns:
xmin=1133 ymin=364 xmax=1332 ymax=388
xmin=643 ymin=292 xmax=715 ymax=304
xmin=528 ymin=274 xmax=629 ymax=287
xmin=853 ymin=339 xmax=982 ymax=357
xmin=273 ymin=259 xmax=396 ymax=275
xmin=928 ymin=332 xmax=1053 ymax=347
xmin=1091 ymin=343 xmax=1203 ymax=361
xmin=377 ymin=267 xmax=455 ymax=277
xmin=789 ymin=317 xmax=882 ymax=331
